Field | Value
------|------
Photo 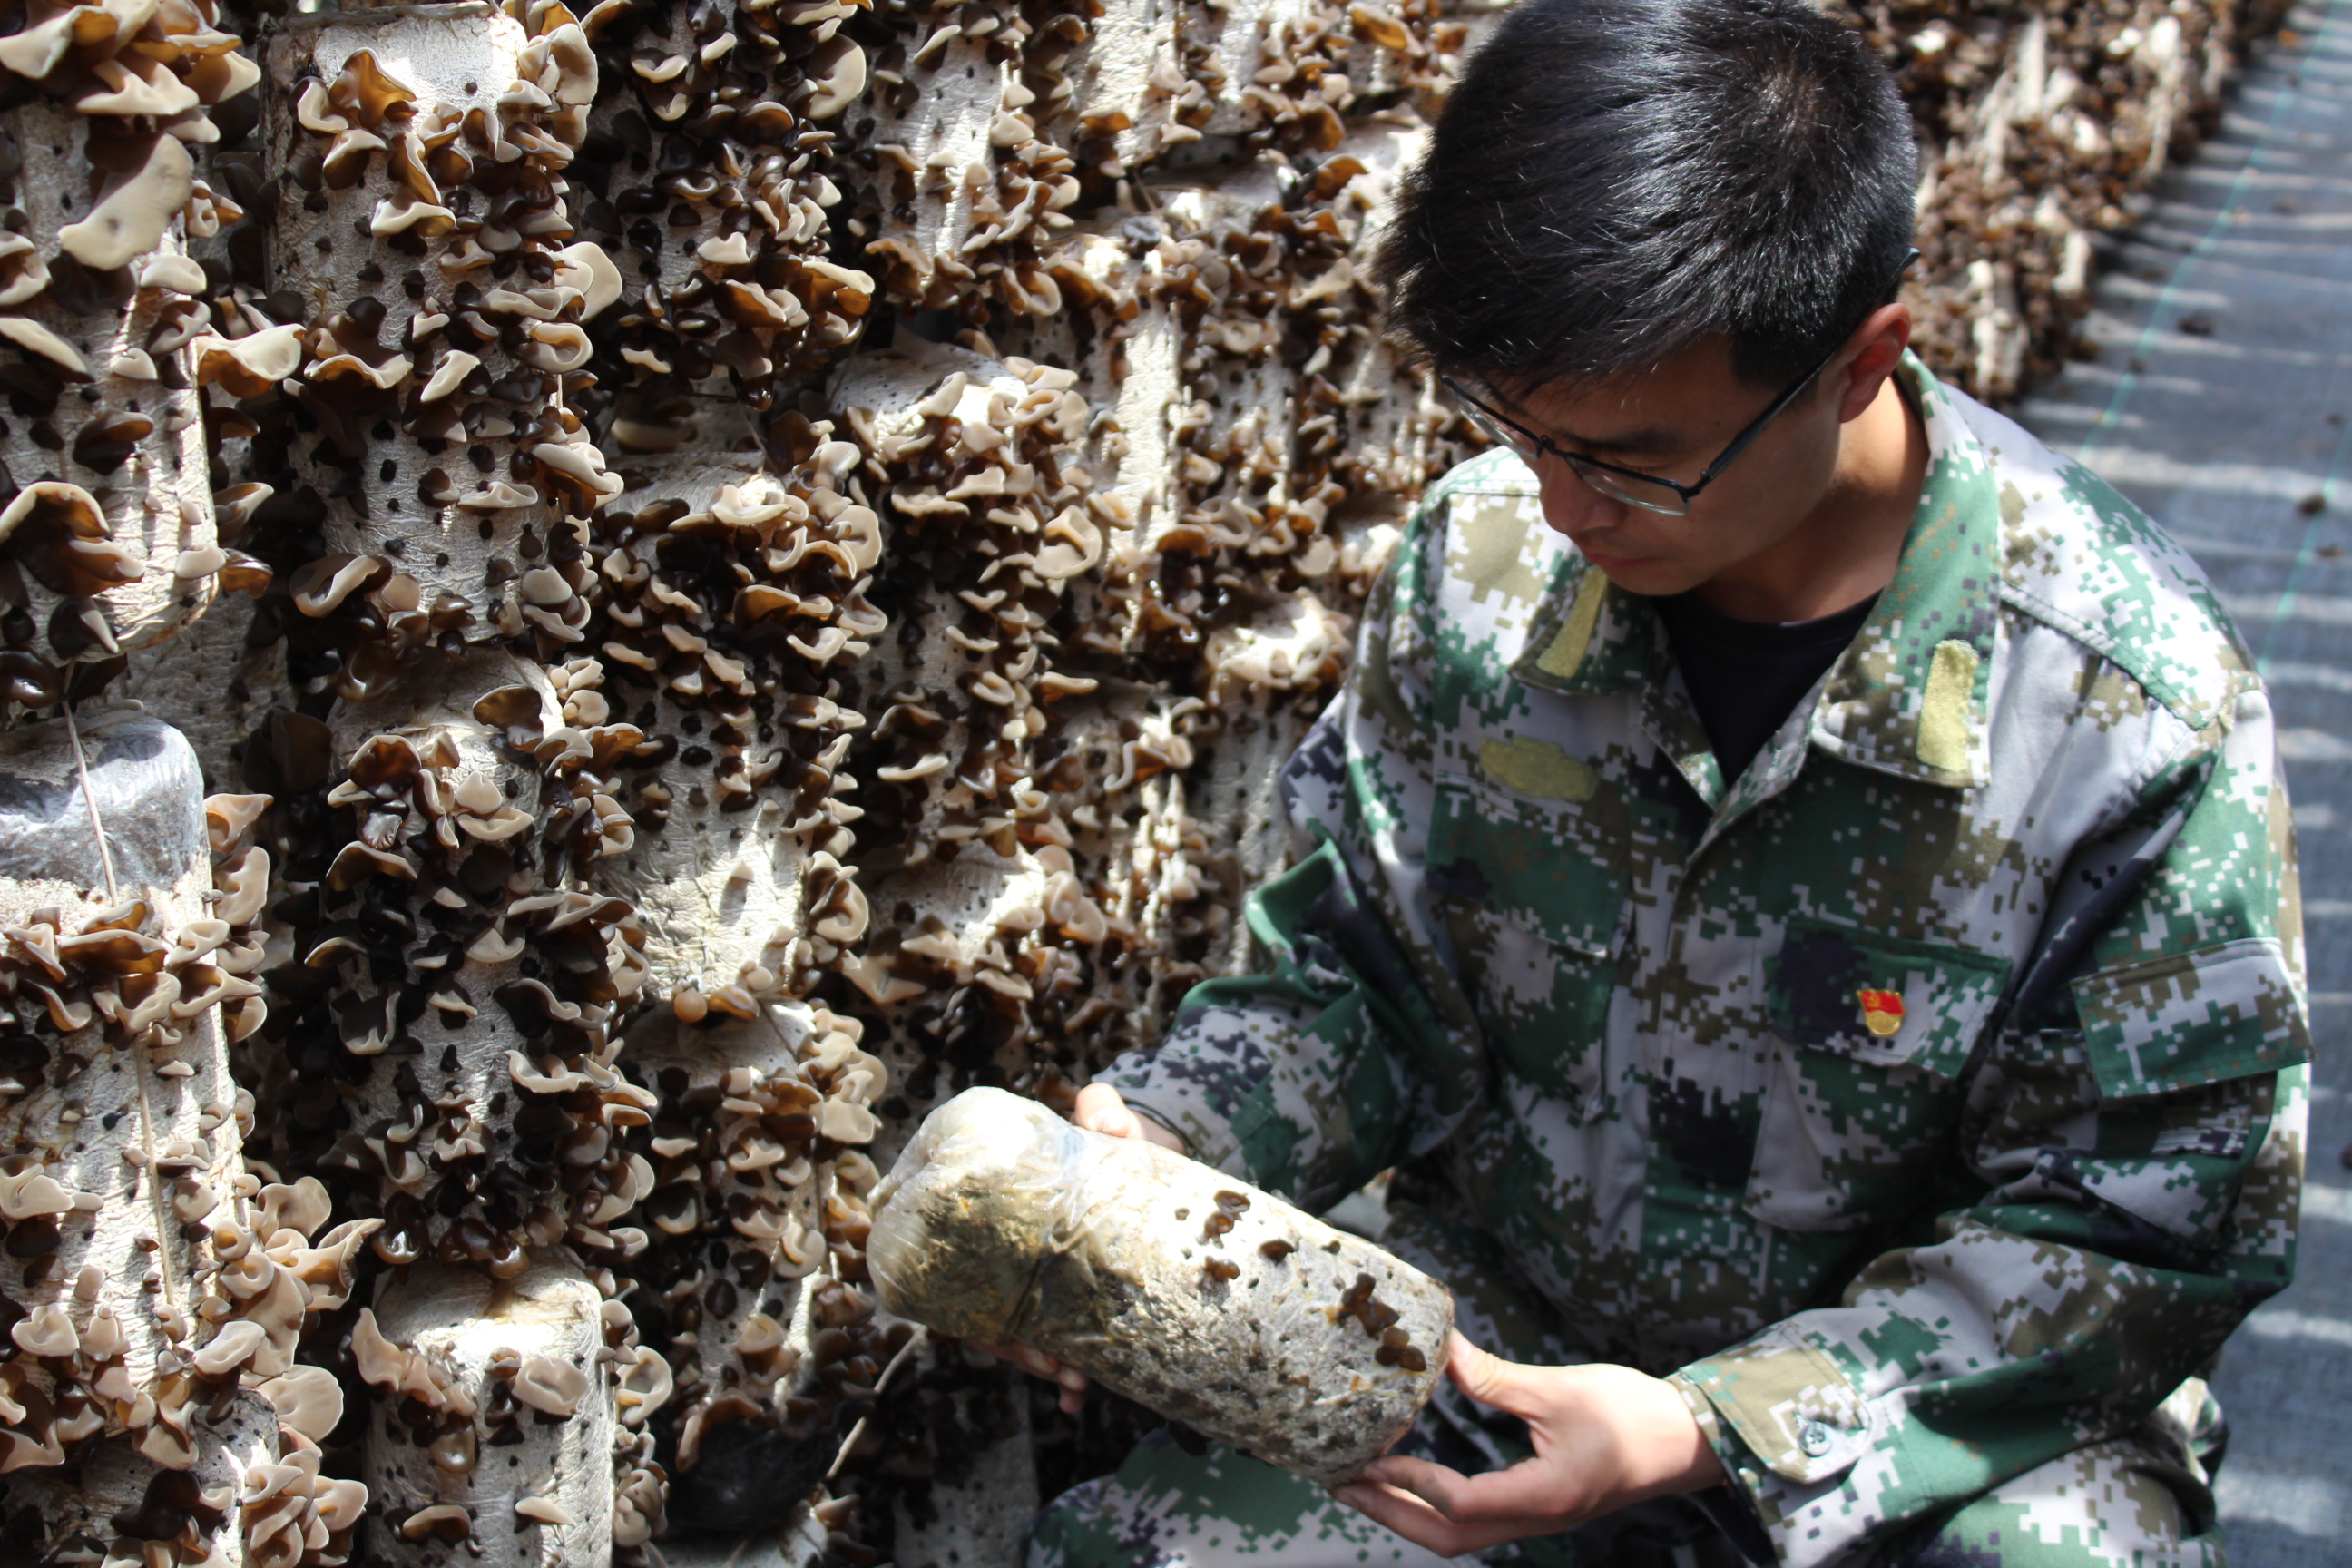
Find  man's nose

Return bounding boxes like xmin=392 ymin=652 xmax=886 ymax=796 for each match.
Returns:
xmin=1536 ymin=456 xmax=1629 ymax=535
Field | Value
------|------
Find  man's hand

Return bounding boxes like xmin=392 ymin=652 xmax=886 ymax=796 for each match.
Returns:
xmin=1333 ymin=1333 xmax=1725 ymax=1556
xmin=974 ymin=1339 xmax=1093 ymax=1415
xmin=973 ymin=1083 xmax=1183 ymax=1411
xmin=1073 ymin=1081 xmax=1186 ymax=1151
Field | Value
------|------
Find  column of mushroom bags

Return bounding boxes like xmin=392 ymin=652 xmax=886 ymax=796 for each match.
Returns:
xmin=0 ymin=0 xmax=391 ymax=1561
xmin=112 ymin=0 xmax=903 ymax=1562
xmin=117 ymin=3 xmax=677 ymax=1564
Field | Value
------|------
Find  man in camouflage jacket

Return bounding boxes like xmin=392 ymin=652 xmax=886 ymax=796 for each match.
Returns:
xmin=1016 ymin=1 xmax=2308 ymax=1563
xmin=1037 ymin=350 xmax=2307 ymax=1567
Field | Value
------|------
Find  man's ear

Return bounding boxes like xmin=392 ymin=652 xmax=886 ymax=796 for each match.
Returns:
xmin=1832 ymin=302 xmax=1913 ymax=424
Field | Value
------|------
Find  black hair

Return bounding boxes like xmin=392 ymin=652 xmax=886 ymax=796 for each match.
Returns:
xmin=1377 ymin=0 xmax=1919 ymax=393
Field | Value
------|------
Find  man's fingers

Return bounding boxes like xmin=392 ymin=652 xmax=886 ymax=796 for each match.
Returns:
xmin=1352 ymin=1456 xmax=1476 ymax=1520
xmin=1330 ymin=1480 xmax=1471 ymax=1556
xmin=968 ymin=1339 xmax=1089 ymax=1420
xmin=1354 ymin=1455 xmax=1572 ymax=1527
xmin=970 ymin=1341 xmax=1086 ymax=1394
xmin=1071 ymin=1083 xmax=1186 ymax=1151
xmin=967 ymin=1341 xmax=1055 ymax=1377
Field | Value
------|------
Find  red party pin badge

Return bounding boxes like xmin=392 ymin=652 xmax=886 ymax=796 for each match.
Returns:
xmin=1857 ymin=989 xmax=1906 ymax=1038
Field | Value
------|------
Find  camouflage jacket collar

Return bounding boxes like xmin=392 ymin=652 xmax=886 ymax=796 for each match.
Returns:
xmin=1511 ymin=352 xmax=1995 ymax=795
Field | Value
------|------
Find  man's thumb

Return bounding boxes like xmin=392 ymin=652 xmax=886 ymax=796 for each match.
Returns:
xmin=1073 ymin=1083 xmax=1136 ymax=1137
xmin=1445 ymin=1330 xmax=1530 ymax=1415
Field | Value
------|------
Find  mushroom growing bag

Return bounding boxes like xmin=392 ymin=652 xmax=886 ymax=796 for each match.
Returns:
xmin=867 ymin=1087 xmax=1453 ymax=1485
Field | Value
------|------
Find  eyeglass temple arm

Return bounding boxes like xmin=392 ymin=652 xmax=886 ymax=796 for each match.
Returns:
xmin=1688 ymin=350 xmax=1838 ymax=490
xmin=1690 ymin=250 xmax=1921 ymax=489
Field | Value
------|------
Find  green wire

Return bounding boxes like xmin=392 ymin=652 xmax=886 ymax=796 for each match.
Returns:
xmin=2261 ymin=413 xmax=2352 ymax=674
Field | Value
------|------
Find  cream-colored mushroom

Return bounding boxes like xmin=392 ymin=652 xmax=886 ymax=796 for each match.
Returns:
xmin=0 ymin=1167 xmax=74 ymax=1220
xmin=11 ymin=1304 xmax=76 ymax=1358
xmin=510 ymin=1353 xmax=592 ymax=1417
xmin=191 ymin=1317 xmax=268 ymax=1376
xmin=190 ymin=324 xmax=305 ymax=397
xmin=0 ymin=315 xmax=89 ymax=376
xmin=256 ymin=1366 xmax=346 ymax=1444
xmin=56 ymin=132 xmax=194 ymax=270
xmin=348 ymin=1308 xmax=413 ymax=1390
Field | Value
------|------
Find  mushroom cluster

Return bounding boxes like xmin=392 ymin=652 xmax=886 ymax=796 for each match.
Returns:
xmin=822 ymin=120 xmax=1445 ymax=1131
xmin=612 ymin=1002 xmax=885 ymax=1479
xmin=0 ymin=0 xmax=262 ymax=712
xmin=0 ymin=712 xmax=368 ymax=1566
xmin=248 ymin=703 xmax=654 ymax=1276
xmin=566 ymin=0 xmax=877 ymax=459
xmin=348 ymin=1260 xmax=657 ymax=1562
xmin=579 ymin=453 xmax=885 ymax=1012
xmin=0 ymin=0 xmax=2275 ymax=1561
xmin=854 ymin=1 xmax=1094 ymax=328
xmin=232 ymin=14 xmax=627 ymax=687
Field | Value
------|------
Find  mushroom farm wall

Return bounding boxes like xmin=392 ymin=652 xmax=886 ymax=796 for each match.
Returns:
xmin=0 ymin=0 xmax=2276 ymax=1562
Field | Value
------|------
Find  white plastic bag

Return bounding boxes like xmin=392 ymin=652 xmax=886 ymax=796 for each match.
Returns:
xmin=867 ymin=1087 xmax=1452 ymax=1485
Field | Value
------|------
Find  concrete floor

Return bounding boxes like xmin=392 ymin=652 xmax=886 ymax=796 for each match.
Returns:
xmin=2015 ymin=5 xmax=2352 ymax=1562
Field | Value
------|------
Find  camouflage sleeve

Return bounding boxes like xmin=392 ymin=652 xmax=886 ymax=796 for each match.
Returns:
xmin=1670 ymin=682 xmax=2310 ymax=1566
xmin=1102 ymin=503 xmax=1489 ymax=1212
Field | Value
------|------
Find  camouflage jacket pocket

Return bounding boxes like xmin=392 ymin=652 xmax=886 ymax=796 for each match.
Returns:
xmin=2071 ymin=936 xmax=2311 ymax=1102
xmin=1426 ymin=773 xmax=1624 ymax=1109
xmin=1747 ymin=918 xmax=2014 ymax=1230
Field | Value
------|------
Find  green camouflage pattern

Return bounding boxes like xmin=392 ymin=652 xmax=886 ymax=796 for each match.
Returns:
xmin=1101 ymin=355 xmax=2307 ymax=1565
xmin=1025 ymin=1401 xmax=2222 ymax=1568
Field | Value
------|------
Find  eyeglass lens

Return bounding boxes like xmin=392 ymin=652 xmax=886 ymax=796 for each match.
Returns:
xmin=1459 ymin=403 xmax=1690 ymax=515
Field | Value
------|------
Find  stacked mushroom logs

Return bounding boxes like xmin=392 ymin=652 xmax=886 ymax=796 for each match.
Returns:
xmin=211 ymin=310 xmax=904 ymax=1568
xmin=1853 ymin=0 xmax=2284 ymax=400
xmin=0 ymin=0 xmax=265 ymax=714
xmin=0 ymin=711 xmax=371 ymax=1567
xmin=186 ymin=1 xmax=894 ymax=1559
xmin=565 ymin=0 xmax=877 ymax=458
xmin=612 ymin=1004 xmax=897 ymax=1514
xmin=210 ymin=11 xmax=682 ymax=1562
xmin=229 ymin=666 xmax=703 ymax=1548
xmin=825 ymin=337 xmax=1168 ymax=1098
xmin=556 ymin=441 xmax=897 ymax=1506
xmin=825 ymin=141 xmax=1436 ymax=1084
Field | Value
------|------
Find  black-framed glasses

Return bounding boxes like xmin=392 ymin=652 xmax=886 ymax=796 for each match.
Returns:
xmin=1442 ymin=248 xmax=1921 ymax=517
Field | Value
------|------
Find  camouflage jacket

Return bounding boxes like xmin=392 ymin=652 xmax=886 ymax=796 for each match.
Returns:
xmin=1105 ymin=355 xmax=2310 ymax=1565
